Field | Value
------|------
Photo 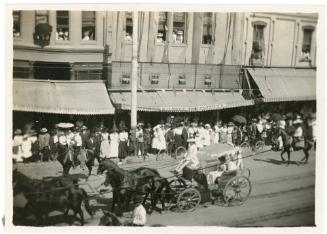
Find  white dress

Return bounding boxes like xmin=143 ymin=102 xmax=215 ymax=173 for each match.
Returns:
xmin=13 ymin=136 xmax=23 ymax=162
xmin=152 ymin=127 xmax=159 ymax=150
xmin=157 ymin=128 xmax=166 ymax=151
xmin=100 ymin=132 xmax=111 ymax=158
xmin=22 ymin=137 xmax=33 ymax=159
xmin=203 ymin=129 xmax=211 ymax=146
xmin=213 ymin=125 xmax=220 ymax=144
xmin=109 ymin=132 xmax=119 ymax=158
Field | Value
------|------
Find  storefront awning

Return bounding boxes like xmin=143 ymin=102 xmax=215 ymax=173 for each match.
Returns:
xmin=110 ymin=90 xmax=254 ymax=112
xmin=246 ymin=67 xmax=316 ymax=102
xmin=13 ymin=79 xmax=115 ymax=115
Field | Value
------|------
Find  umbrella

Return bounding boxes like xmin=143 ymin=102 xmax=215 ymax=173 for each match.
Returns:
xmin=232 ymin=115 xmax=247 ymax=124
xmin=57 ymin=122 xmax=74 ymax=129
xmin=271 ymin=113 xmax=282 ymax=122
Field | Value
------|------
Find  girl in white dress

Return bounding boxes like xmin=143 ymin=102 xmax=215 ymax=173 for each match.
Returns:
xmin=157 ymin=125 xmax=166 ymax=151
xmin=100 ymin=129 xmax=110 ymax=159
xmin=109 ymin=128 xmax=119 ymax=159
xmin=152 ymin=125 xmax=160 ymax=153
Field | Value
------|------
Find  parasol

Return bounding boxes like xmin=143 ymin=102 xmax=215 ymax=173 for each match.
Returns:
xmin=271 ymin=113 xmax=282 ymax=122
xmin=57 ymin=123 xmax=74 ymax=129
xmin=232 ymin=115 xmax=247 ymax=124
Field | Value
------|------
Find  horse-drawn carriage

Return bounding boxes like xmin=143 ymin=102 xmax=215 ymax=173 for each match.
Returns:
xmin=166 ymin=143 xmax=252 ymax=212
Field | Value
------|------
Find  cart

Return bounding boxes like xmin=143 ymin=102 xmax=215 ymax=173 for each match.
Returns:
xmin=167 ymin=143 xmax=252 ymax=212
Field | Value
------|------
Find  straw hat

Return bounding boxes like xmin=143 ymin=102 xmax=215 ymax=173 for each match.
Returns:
xmin=40 ymin=128 xmax=48 ymax=133
xmin=228 ymin=122 xmax=234 ymax=126
xmin=14 ymin=129 xmax=22 ymax=135
xmin=205 ymin=124 xmax=211 ymax=129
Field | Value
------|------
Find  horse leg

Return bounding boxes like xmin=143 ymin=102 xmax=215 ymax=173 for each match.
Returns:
xmin=78 ymin=207 xmax=84 ymax=226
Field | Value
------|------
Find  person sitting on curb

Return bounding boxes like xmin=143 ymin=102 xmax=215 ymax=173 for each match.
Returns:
xmin=123 ymin=195 xmax=147 ymax=227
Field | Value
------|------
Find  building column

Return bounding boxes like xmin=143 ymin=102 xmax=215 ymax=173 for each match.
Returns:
xmin=191 ymin=13 xmax=202 ymax=64
xmin=231 ymin=13 xmax=245 ymax=65
xmin=69 ymin=63 xmax=75 ymax=80
xmin=28 ymin=61 xmax=34 ymax=79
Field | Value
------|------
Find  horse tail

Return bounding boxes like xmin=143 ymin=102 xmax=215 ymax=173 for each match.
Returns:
xmin=80 ymin=188 xmax=93 ymax=217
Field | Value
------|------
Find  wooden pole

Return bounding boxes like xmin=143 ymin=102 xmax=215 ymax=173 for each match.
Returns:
xmin=131 ymin=11 xmax=138 ymax=154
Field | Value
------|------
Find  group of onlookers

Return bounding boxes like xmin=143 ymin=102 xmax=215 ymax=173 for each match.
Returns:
xmin=12 ymin=111 xmax=316 ymax=165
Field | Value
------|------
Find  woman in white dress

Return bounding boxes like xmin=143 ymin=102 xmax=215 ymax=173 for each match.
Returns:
xmin=203 ymin=124 xmax=212 ymax=147
xmin=13 ymin=129 xmax=24 ymax=163
xmin=100 ymin=128 xmax=110 ymax=159
xmin=157 ymin=125 xmax=166 ymax=151
xmin=152 ymin=125 xmax=160 ymax=153
xmin=22 ymin=131 xmax=37 ymax=162
xmin=109 ymin=127 xmax=119 ymax=159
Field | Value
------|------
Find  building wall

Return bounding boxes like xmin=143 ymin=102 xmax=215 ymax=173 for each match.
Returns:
xmin=242 ymin=13 xmax=318 ymax=67
xmin=14 ymin=11 xmax=106 ymax=63
xmin=13 ymin=11 xmax=318 ymax=84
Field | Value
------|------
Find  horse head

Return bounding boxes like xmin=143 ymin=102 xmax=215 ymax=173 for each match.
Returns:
xmin=99 ymin=209 xmax=121 ymax=226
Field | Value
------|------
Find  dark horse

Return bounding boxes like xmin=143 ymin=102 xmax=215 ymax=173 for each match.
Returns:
xmin=272 ymin=126 xmax=313 ymax=165
xmin=97 ymin=159 xmax=171 ymax=214
xmin=57 ymin=145 xmax=97 ymax=177
xmin=13 ymin=169 xmax=93 ymax=226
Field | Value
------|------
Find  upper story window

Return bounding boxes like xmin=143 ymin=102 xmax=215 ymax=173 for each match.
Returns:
xmin=13 ymin=11 xmax=21 ymax=38
xmin=173 ymin=12 xmax=187 ymax=44
xmin=250 ymin=21 xmax=266 ymax=64
xmin=56 ymin=11 xmax=69 ymax=41
xmin=82 ymin=11 xmax=96 ymax=41
xmin=35 ymin=10 xmax=49 ymax=24
xmin=125 ymin=12 xmax=133 ymax=42
xmin=301 ymin=26 xmax=314 ymax=60
xmin=157 ymin=12 xmax=168 ymax=43
xmin=202 ymin=12 xmax=213 ymax=45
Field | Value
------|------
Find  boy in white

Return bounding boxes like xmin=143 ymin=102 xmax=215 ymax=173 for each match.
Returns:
xmin=131 ymin=197 xmax=146 ymax=226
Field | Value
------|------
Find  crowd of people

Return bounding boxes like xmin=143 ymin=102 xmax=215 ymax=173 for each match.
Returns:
xmin=12 ymin=112 xmax=316 ymax=166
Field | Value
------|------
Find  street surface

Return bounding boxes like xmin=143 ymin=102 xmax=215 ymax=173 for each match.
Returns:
xmin=16 ymin=147 xmax=315 ymax=227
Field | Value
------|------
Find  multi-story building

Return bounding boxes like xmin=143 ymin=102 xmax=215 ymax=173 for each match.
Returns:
xmin=12 ymin=10 xmax=317 ymax=128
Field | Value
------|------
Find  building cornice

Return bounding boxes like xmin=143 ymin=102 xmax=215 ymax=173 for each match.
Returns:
xmin=13 ymin=45 xmax=105 ymax=54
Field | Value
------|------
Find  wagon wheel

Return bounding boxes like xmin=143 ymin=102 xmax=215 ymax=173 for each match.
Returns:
xmin=175 ymin=146 xmax=187 ymax=160
xmin=254 ymin=141 xmax=265 ymax=153
xmin=239 ymin=168 xmax=251 ymax=178
xmin=223 ymin=176 xmax=251 ymax=206
xmin=177 ymin=188 xmax=201 ymax=212
xmin=240 ymin=141 xmax=251 ymax=153
xmin=156 ymin=149 xmax=167 ymax=161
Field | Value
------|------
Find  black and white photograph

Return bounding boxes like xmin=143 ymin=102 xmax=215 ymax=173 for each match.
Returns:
xmin=5 ymin=4 xmax=325 ymax=231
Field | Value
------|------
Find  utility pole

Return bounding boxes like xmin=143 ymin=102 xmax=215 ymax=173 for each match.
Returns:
xmin=131 ymin=11 xmax=138 ymax=154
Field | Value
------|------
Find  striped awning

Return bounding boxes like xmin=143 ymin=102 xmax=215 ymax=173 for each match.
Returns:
xmin=247 ymin=67 xmax=316 ymax=102
xmin=110 ymin=90 xmax=254 ymax=112
xmin=13 ymin=79 xmax=115 ymax=115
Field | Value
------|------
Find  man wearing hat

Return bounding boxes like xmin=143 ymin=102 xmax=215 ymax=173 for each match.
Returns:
xmin=136 ymin=123 xmax=145 ymax=158
xmin=165 ymin=123 xmax=174 ymax=154
xmin=38 ymin=128 xmax=50 ymax=162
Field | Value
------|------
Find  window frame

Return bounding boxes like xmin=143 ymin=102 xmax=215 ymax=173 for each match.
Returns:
xmin=81 ymin=11 xmax=96 ymax=41
xmin=156 ymin=12 xmax=168 ymax=45
xmin=301 ymin=26 xmax=315 ymax=54
xmin=56 ymin=11 xmax=70 ymax=41
xmin=172 ymin=12 xmax=187 ymax=45
xmin=35 ymin=10 xmax=49 ymax=25
xmin=202 ymin=12 xmax=213 ymax=45
xmin=124 ymin=11 xmax=133 ymax=43
xmin=13 ymin=10 xmax=21 ymax=38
